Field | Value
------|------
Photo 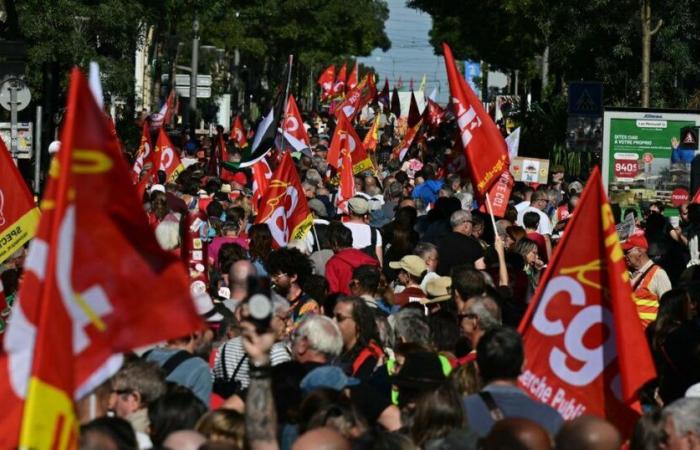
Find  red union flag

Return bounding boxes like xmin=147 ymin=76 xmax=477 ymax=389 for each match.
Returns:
xmin=318 ymin=64 xmax=336 ymax=100
xmin=518 ymin=167 xmax=655 ymax=435
xmin=251 ymin=157 xmax=273 ymax=214
xmin=362 ymin=114 xmax=381 ymax=152
xmin=347 ymin=61 xmax=358 ymax=91
xmin=0 ymin=138 xmax=40 ymax=264
xmin=283 ymin=94 xmax=311 ymax=152
xmin=442 ymin=43 xmax=509 ymax=197
xmin=152 ymin=128 xmax=184 ymax=182
xmin=331 ymin=63 xmax=347 ymax=98
xmin=255 ymin=152 xmax=313 ymax=247
xmin=335 ymin=74 xmax=377 ymax=121
xmin=230 ymin=114 xmax=248 ymax=148
xmin=131 ymin=121 xmax=152 ymax=183
xmin=480 ymin=170 xmax=513 ymax=218
xmin=0 ymin=68 xmax=201 ymax=449
xmin=336 ymin=150 xmax=355 ymax=214
xmin=328 ymin=113 xmax=373 ymax=174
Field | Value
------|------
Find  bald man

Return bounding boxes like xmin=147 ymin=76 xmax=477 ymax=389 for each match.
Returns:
xmin=483 ymin=418 xmax=552 ymax=450
xmin=555 ymin=416 xmax=621 ymax=450
xmin=291 ymin=427 xmax=351 ymax=450
xmin=163 ymin=430 xmax=207 ymax=450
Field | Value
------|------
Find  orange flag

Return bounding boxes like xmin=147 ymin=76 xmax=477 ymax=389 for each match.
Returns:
xmin=0 ymin=137 xmax=40 ymax=264
xmin=254 ymin=152 xmax=313 ymax=247
xmin=152 ymin=128 xmax=184 ymax=183
xmin=363 ymin=114 xmax=381 ymax=152
xmin=230 ymin=114 xmax=248 ymax=148
xmin=518 ymin=167 xmax=655 ymax=436
xmin=0 ymin=68 xmax=201 ymax=449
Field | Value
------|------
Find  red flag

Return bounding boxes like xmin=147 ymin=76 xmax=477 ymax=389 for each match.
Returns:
xmin=394 ymin=120 xmax=423 ymax=162
xmin=425 ymin=98 xmax=446 ymax=129
xmin=347 ymin=62 xmax=359 ymax=91
xmin=251 ymin=158 xmax=273 ymax=215
xmin=230 ymin=115 xmax=248 ymax=148
xmin=692 ymin=188 xmax=700 ymax=204
xmin=336 ymin=150 xmax=355 ymax=215
xmin=283 ymin=94 xmax=311 ymax=152
xmin=335 ymin=74 xmax=377 ymax=121
xmin=0 ymin=138 xmax=40 ymax=264
xmin=407 ymin=91 xmax=422 ymax=128
xmin=328 ymin=113 xmax=373 ymax=174
xmin=442 ymin=43 xmax=509 ymax=197
xmin=518 ymin=167 xmax=655 ymax=435
xmin=479 ymin=171 xmax=513 ymax=218
xmin=390 ymin=87 xmax=401 ymax=117
xmin=331 ymin=64 xmax=347 ymax=98
xmin=151 ymin=90 xmax=176 ymax=129
xmin=153 ymin=128 xmax=184 ymax=183
xmin=0 ymin=68 xmax=201 ymax=449
xmin=317 ymin=64 xmax=335 ymax=100
xmin=254 ymin=152 xmax=313 ymax=247
xmin=363 ymin=114 xmax=381 ymax=152
xmin=132 ymin=121 xmax=152 ymax=183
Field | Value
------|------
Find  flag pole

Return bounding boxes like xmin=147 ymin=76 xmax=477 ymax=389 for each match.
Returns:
xmin=283 ymin=54 xmax=294 ymax=113
xmin=484 ymin=192 xmax=499 ymax=237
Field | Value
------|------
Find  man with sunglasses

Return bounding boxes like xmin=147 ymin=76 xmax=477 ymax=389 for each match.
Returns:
xmin=622 ymin=234 xmax=671 ymax=328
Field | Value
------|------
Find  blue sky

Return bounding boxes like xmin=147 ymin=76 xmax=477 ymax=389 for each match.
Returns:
xmin=356 ymin=0 xmax=450 ymax=105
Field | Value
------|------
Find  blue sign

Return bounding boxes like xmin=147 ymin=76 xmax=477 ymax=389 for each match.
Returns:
xmin=464 ymin=60 xmax=481 ymax=97
xmin=568 ymin=82 xmax=603 ymax=117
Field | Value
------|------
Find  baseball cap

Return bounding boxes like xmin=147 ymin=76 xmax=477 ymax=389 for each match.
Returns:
xmin=300 ymin=366 xmax=360 ymax=394
xmin=420 ymin=276 xmax=452 ymax=304
xmin=307 ymin=198 xmax=328 ymax=218
xmin=389 ymin=255 xmax=427 ymax=278
xmin=348 ymin=196 xmax=370 ymax=215
xmin=621 ymin=234 xmax=648 ymax=251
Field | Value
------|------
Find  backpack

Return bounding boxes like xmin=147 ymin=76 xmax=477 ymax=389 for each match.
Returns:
xmin=212 ymin=343 xmax=248 ymax=398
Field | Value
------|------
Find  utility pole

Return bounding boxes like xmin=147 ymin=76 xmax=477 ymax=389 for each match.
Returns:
xmin=189 ymin=16 xmax=199 ymax=130
xmin=640 ymin=0 xmax=662 ymax=107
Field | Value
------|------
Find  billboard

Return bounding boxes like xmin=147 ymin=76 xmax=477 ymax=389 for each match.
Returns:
xmin=602 ymin=108 xmax=700 ymax=209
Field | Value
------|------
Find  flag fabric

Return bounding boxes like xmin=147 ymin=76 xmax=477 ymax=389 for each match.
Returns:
xmin=506 ymin=127 xmax=521 ymax=159
xmin=347 ymin=62 xmax=359 ymax=92
xmin=518 ymin=167 xmax=655 ymax=435
xmin=395 ymin=120 xmax=423 ymax=162
xmin=282 ymin=94 xmax=311 ymax=153
xmin=153 ymin=128 xmax=185 ymax=183
xmin=251 ymin=158 xmax=273 ymax=215
xmin=331 ymin=64 xmax=347 ymax=98
xmin=428 ymin=87 xmax=438 ymax=101
xmin=0 ymin=68 xmax=201 ymax=449
xmin=336 ymin=150 xmax=355 ymax=215
xmin=226 ymin=98 xmax=283 ymax=170
xmin=230 ymin=115 xmax=248 ymax=148
xmin=390 ymin=87 xmax=401 ymax=118
xmin=254 ymin=152 xmax=313 ymax=247
xmin=418 ymin=74 xmax=427 ymax=93
xmin=442 ymin=42 xmax=509 ymax=198
xmin=425 ymin=98 xmax=446 ymax=130
xmin=407 ymin=92 xmax=422 ymax=128
xmin=378 ymin=79 xmax=390 ymax=111
xmin=363 ymin=114 xmax=381 ymax=152
xmin=328 ymin=113 xmax=373 ymax=174
xmin=131 ymin=121 xmax=152 ymax=183
xmin=318 ymin=64 xmax=336 ymax=100
xmin=151 ymin=90 xmax=176 ymax=129
xmin=693 ymin=187 xmax=700 ymax=204
xmin=479 ymin=171 xmax=513 ymax=218
xmin=0 ymin=137 xmax=40 ymax=265
xmin=335 ymin=74 xmax=377 ymax=121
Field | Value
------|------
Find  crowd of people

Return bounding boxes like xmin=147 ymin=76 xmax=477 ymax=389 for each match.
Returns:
xmin=6 ymin=106 xmax=700 ymax=450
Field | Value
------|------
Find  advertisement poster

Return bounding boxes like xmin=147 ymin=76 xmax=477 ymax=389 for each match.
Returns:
xmin=510 ymin=156 xmax=549 ymax=184
xmin=602 ymin=109 xmax=700 ymax=209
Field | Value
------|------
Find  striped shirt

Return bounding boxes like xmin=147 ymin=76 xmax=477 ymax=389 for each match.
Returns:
xmin=212 ymin=336 xmax=291 ymax=389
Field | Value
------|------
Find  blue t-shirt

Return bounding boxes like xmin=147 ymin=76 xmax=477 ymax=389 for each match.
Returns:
xmin=463 ymin=384 xmax=564 ymax=437
xmin=146 ymin=347 xmax=212 ymax=405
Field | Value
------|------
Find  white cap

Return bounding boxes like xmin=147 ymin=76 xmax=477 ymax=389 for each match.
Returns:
xmin=149 ymin=184 xmax=165 ymax=194
xmin=48 ymin=141 xmax=61 ymax=155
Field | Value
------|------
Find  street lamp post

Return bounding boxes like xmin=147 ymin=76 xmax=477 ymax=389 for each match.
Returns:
xmin=189 ymin=17 xmax=199 ymax=130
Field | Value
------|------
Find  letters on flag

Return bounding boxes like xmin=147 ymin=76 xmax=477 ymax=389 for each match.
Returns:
xmin=335 ymin=74 xmax=377 ymax=121
xmin=153 ymin=128 xmax=184 ymax=182
xmin=518 ymin=167 xmax=655 ymax=435
xmin=254 ymin=152 xmax=313 ymax=247
xmin=283 ymin=94 xmax=311 ymax=152
xmin=0 ymin=137 xmax=40 ymax=264
xmin=0 ymin=68 xmax=201 ymax=449
xmin=442 ymin=43 xmax=509 ymax=197
xmin=328 ymin=113 xmax=373 ymax=174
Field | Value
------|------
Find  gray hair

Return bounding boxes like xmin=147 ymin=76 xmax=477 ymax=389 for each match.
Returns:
xmin=392 ymin=308 xmax=431 ymax=347
xmin=111 ymin=359 xmax=166 ymax=406
xmin=468 ymin=295 xmax=502 ymax=332
xmin=414 ymin=242 xmax=438 ymax=260
xmin=295 ymin=315 xmax=343 ymax=358
xmin=450 ymin=210 xmax=472 ymax=229
xmin=663 ymin=398 xmax=700 ymax=437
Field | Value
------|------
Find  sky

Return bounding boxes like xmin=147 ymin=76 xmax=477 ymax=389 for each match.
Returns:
xmin=356 ymin=0 xmax=450 ymax=105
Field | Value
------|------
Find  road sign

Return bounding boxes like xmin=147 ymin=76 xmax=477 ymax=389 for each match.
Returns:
xmin=568 ymin=82 xmax=603 ymax=117
xmin=0 ymin=122 xmax=32 ymax=159
xmin=0 ymin=78 xmax=31 ymax=112
xmin=174 ymin=74 xmax=213 ymax=88
xmin=175 ymin=85 xmax=211 ymax=99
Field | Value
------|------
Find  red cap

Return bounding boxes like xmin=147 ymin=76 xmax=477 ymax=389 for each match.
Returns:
xmin=621 ymin=234 xmax=648 ymax=251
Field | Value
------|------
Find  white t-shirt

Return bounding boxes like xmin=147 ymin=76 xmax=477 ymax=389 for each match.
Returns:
xmin=343 ymin=221 xmax=383 ymax=249
xmin=516 ymin=206 xmax=552 ymax=235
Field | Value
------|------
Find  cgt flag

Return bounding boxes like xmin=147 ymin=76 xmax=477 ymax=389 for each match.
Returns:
xmin=347 ymin=61 xmax=359 ymax=92
xmin=152 ymin=128 xmax=185 ymax=183
xmin=282 ymin=94 xmax=311 ymax=153
xmin=442 ymin=42 xmax=509 ymax=197
xmin=250 ymin=157 xmax=273 ymax=215
xmin=331 ymin=63 xmax=347 ymax=98
xmin=230 ymin=115 xmax=249 ymax=148
xmin=328 ymin=113 xmax=373 ymax=174
xmin=518 ymin=167 xmax=655 ymax=435
xmin=363 ymin=114 xmax=381 ymax=152
xmin=0 ymin=68 xmax=201 ymax=449
xmin=0 ymin=137 xmax=40 ymax=264
xmin=335 ymin=74 xmax=377 ymax=121
xmin=131 ymin=121 xmax=152 ymax=183
xmin=318 ymin=64 xmax=336 ymax=100
xmin=255 ymin=152 xmax=313 ymax=247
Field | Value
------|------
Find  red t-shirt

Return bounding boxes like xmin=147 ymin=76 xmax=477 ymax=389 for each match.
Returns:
xmin=394 ymin=286 xmax=426 ymax=307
